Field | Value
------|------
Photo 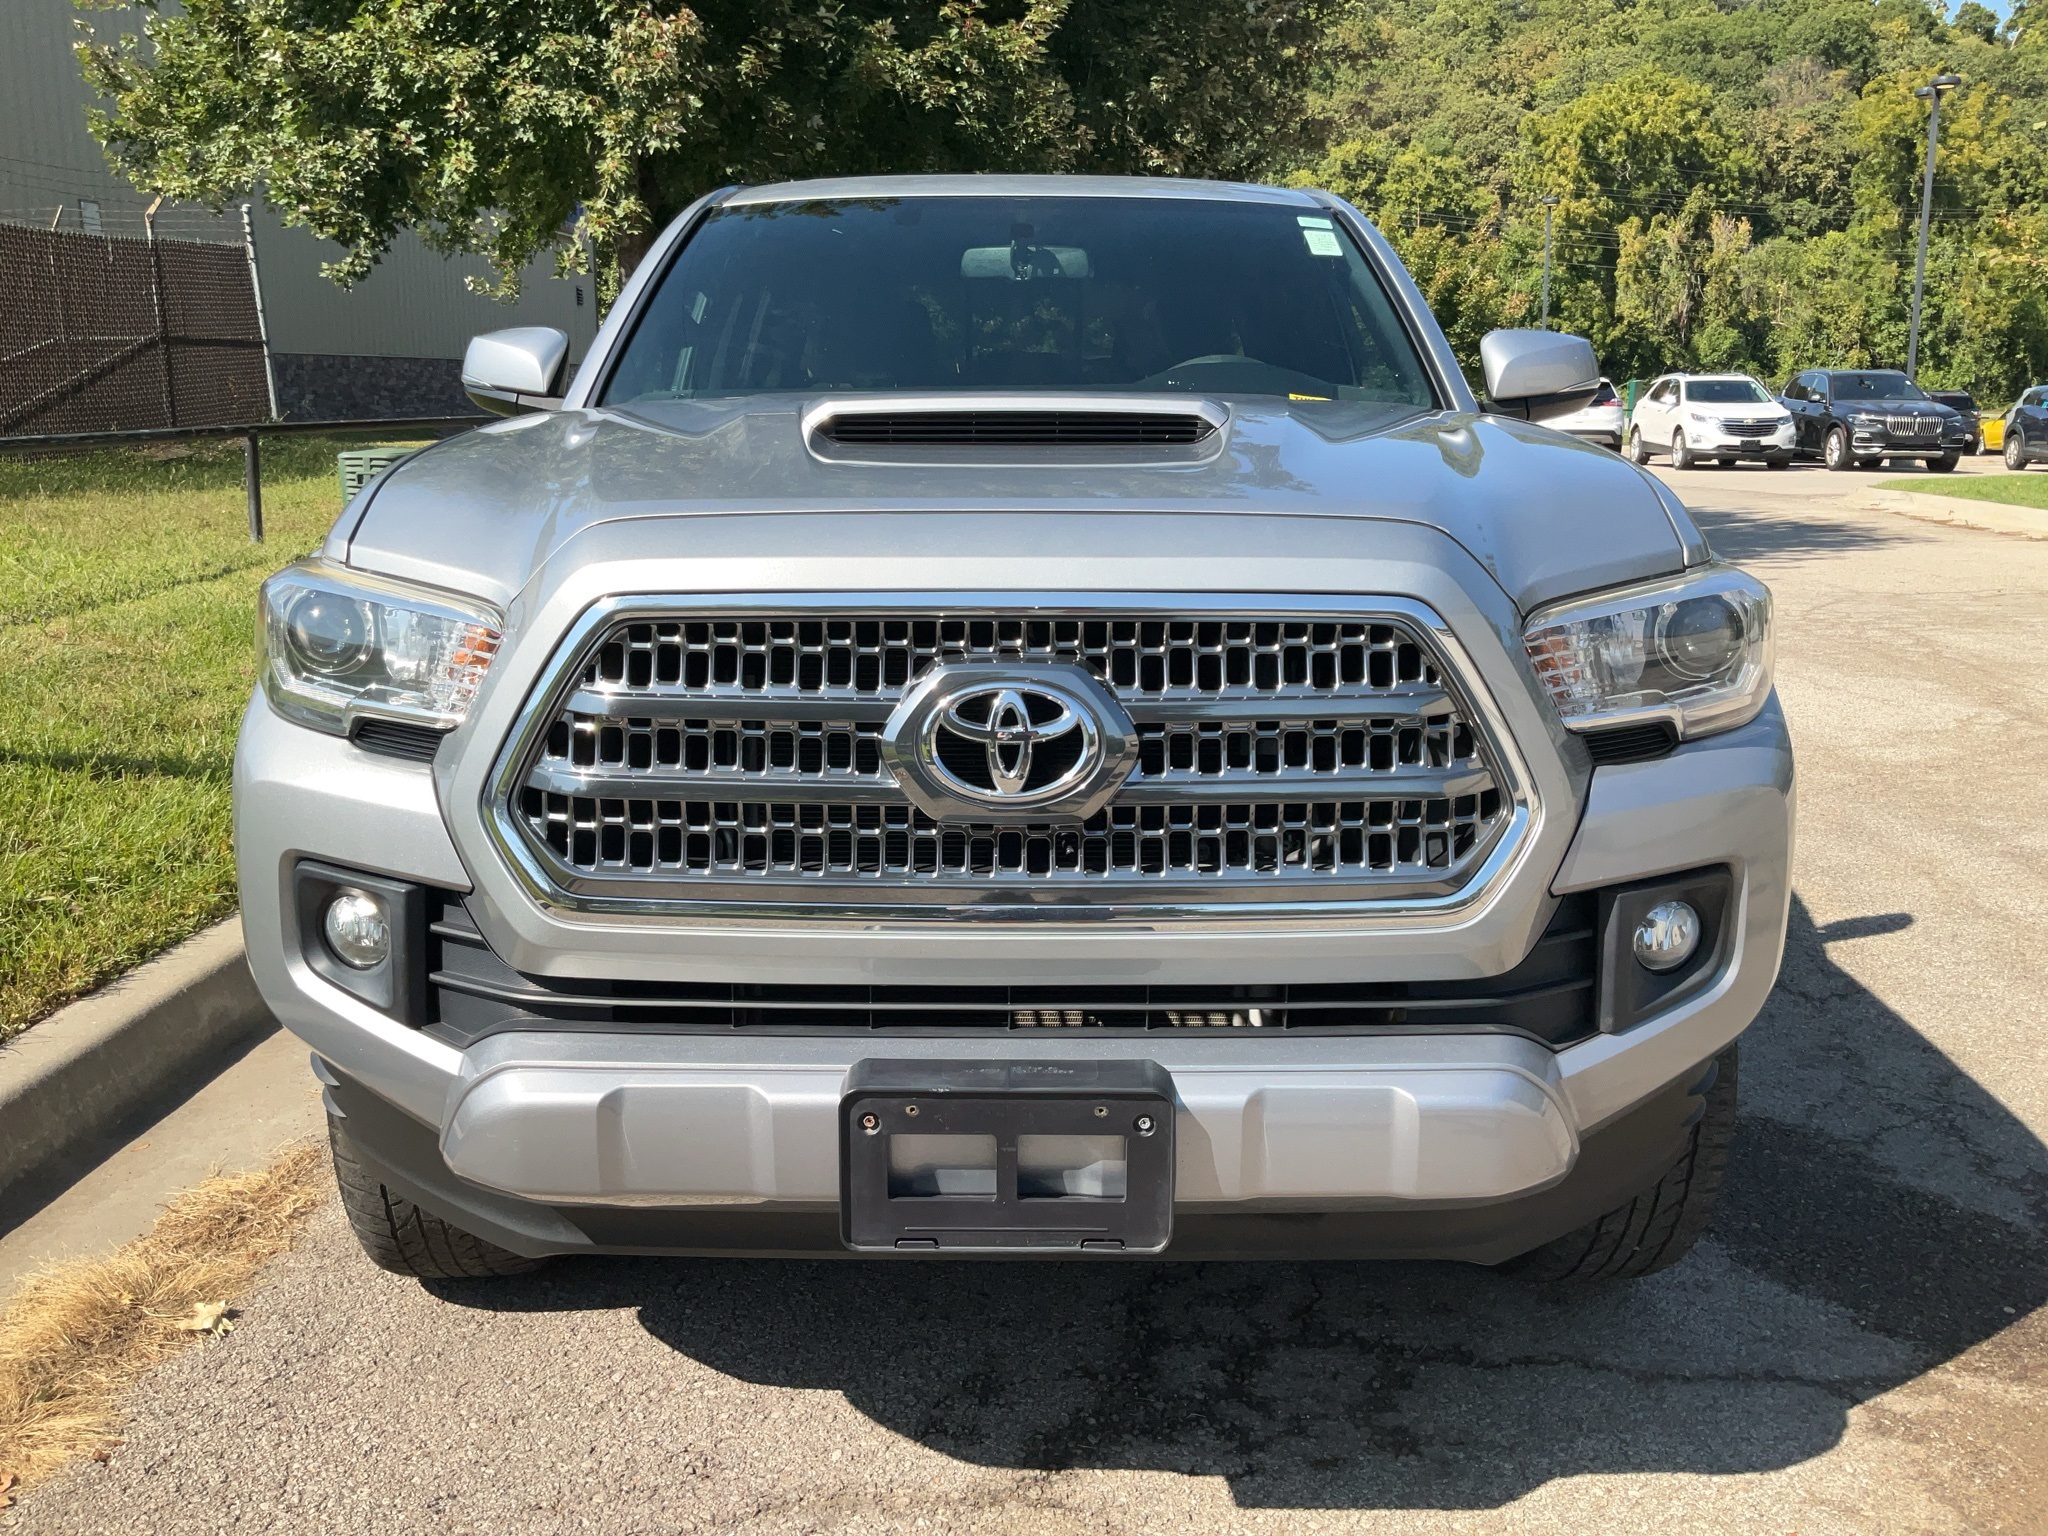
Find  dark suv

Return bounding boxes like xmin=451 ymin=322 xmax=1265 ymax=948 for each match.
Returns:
xmin=2003 ymin=385 xmax=2048 ymax=469
xmin=1925 ymin=389 xmax=1982 ymax=455
xmin=1780 ymin=369 xmax=1971 ymax=472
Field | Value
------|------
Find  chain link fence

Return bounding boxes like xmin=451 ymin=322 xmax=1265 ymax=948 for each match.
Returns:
xmin=0 ymin=220 xmax=272 ymax=437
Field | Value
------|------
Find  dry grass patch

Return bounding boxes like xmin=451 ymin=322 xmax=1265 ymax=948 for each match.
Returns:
xmin=0 ymin=1140 xmax=329 ymax=1500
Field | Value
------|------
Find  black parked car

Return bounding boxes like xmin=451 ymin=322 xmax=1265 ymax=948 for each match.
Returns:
xmin=1925 ymin=389 xmax=1982 ymax=454
xmin=1779 ymin=369 xmax=1972 ymax=472
xmin=2003 ymin=385 xmax=2048 ymax=470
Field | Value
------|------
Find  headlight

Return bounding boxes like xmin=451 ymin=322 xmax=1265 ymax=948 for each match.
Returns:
xmin=1848 ymin=412 xmax=1883 ymax=428
xmin=259 ymin=561 xmax=502 ymax=736
xmin=1687 ymin=411 xmax=1712 ymax=424
xmin=1523 ymin=566 xmax=1772 ymax=740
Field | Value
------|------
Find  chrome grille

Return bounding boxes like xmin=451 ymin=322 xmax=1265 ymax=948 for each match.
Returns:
xmin=518 ymin=795 xmax=1501 ymax=880
xmin=1720 ymin=417 xmax=1777 ymax=436
xmin=581 ymin=615 xmax=1437 ymax=698
xmin=499 ymin=602 xmax=1522 ymax=912
xmin=1884 ymin=414 xmax=1940 ymax=439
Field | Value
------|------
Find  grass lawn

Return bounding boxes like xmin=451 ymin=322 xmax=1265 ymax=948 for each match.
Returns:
xmin=1875 ymin=472 xmax=2048 ymax=509
xmin=0 ymin=436 xmax=430 ymax=1044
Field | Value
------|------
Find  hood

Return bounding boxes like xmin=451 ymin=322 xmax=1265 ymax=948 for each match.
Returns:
xmin=338 ymin=397 xmax=1701 ymax=616
xmin=1842 ymin=394 xmax=1961 ymax=413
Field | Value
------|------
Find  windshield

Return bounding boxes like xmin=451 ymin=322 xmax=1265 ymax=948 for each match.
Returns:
xmin=1832 ymin=372 xmax=1927 ymax=402
xmin=1684 ymin=379 xmax=1771 ymax=404
xmin=601 ymin=196 xmax=1438 ymax=407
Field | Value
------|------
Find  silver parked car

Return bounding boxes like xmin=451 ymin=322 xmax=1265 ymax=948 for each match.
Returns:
xmin=238 ymin=176 xmax=1790 ymax=1281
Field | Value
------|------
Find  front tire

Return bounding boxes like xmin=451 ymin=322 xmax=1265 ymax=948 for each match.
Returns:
xmin=1823 ymin=426 xmax=1852 ymax=471
xmin=1627 ymin=427 xmax=1651 ymax=465
xmin=329 ymin=1116 xmax=545 ymax=1279
xmin=1927 ymin=453 xmax=1959 ymax=473
xmin=2007 ymin=429 xmax=2029 ymax=471
xmin=1670 ymin=430 xmax=1694 ymax=470
xmin=1506 ymin=1047 xmax=1738 ymax=1282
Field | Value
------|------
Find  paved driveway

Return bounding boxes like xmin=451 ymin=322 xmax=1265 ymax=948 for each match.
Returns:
xmin=9 ymin=461 xmax=2046 ymax=1536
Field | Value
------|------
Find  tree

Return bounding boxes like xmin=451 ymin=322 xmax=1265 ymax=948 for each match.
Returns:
xmin=75 ymin=0 xmax=1325 ymax=294
xmin=1297 ymin=0 xmax=2048 ymax=395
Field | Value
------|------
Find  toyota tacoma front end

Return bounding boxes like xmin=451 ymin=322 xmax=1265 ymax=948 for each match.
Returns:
xmin=235 ymin=177 xmax=1792 ymax=1279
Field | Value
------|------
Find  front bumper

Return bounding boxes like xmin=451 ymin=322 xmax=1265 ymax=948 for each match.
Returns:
xmin=236 ymin=681 xmax=1793 ymax=1256
xmin=1696 ymin=430 xmax=1794 ymax=460
xmin=1849 ymin=428 xmax=1968 ymax=458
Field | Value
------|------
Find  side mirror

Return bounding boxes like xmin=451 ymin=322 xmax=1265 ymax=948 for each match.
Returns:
xmin=462 ymin=327 xmax=571 ymax=416
xmin=1478 ymin=329 xmax=1600 ymax=424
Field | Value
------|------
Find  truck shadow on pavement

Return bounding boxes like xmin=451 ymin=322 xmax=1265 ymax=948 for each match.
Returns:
xmin=433 ymin=896 xmax=2046 ymax=1510
xmin=1688 ymin=504 xmax=1917 ymax=564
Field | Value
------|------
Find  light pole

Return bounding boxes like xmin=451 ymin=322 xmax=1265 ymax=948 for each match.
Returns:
xmin=1539 ymin=196 xmax=1559 ymax=329
xmin=1906 ymin=73 xmax=1961 ymax=381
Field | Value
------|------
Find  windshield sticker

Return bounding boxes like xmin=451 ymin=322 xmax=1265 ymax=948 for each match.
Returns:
xmin=1297 ymin=216 xmax=1343 ymax=257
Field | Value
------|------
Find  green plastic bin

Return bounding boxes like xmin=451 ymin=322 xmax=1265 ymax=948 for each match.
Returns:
xmin=337 ymin=446 xmax=417 ymax=506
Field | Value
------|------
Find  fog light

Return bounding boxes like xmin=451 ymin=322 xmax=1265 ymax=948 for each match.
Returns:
xmin=322 ymin=890 xmax=390 ymax=969
xmin=1631 ymin=900 xmax=1700 ymax=972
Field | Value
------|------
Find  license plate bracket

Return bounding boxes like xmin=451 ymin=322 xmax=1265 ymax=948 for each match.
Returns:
xmin=840 ymin=1059 xmax=1175 ymax=1254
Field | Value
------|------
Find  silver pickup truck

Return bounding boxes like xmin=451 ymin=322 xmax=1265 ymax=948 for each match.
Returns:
xmin=236 ymin=176 xmax=1791 ymax=1281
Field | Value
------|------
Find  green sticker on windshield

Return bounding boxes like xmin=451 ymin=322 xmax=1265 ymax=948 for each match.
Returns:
xmin=1297 ymin=215 xmax=1342 ymax=257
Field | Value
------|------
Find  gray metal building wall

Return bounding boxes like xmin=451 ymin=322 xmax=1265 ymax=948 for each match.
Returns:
xmin=1 ymin=0 xmax=601 ymax=420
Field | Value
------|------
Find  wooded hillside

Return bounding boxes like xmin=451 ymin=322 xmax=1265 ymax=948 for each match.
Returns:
xmin=1297 ymin=0 xmax=2048 ymax=394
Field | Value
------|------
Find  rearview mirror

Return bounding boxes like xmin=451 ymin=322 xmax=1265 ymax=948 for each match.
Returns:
xmin=1479 ymin=330 xmax=1600 ymax=423
xmin=961 ymin=244 xmax=1090 ymax=280
xmin=462 ymin=327 xmax=571 ymax=416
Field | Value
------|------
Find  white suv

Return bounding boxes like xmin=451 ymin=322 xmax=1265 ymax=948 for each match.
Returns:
xmin=1629 ymin=374 xmax=1794 ymax=469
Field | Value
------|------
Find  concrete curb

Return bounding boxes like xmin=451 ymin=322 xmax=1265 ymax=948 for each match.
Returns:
xmin=0 ymin=918 xmax=272 ymax=1199
xmin=1868 ymin=487 xmax=2048 ymax=540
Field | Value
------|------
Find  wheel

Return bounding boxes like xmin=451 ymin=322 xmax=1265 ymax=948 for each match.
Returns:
xmin=1670 ymin=430 xmax=1694 ymax=470
xmin=1506 ymin=1046 xmax=1738 ymax=1281
xmin=1823 ymin=425 xmax=1852 ymax=471
xmin=1713 ymin=457 xmax=1735 ymax=468
xmin=1927 ymin=453 xmax=1959 ymax=473
xmin=329 ymin=1115 xmax=545 ymax=1279
xmin=1766 ymin=457 xmax=1790 ymax=470
xmin=1626 ymin=428 xmax=1651 ymax=465
xmin=1855 ymin=457 xmax=1884 ymax=469
xmin=2006 ymin=429 xmax=2028 ymax=471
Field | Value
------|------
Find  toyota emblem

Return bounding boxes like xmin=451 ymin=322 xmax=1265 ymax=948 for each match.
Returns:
xmin=940 ymin=685 xmax=1085 ymax=796
xmin=880 ymin=663 xmax=1138 ymax=822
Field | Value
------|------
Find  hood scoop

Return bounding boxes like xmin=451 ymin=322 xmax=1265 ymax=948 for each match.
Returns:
xmin=818 ymin=408 xmax=1215 ymax=446
xmin=803 ymin=395 xmax=1227 ymax=465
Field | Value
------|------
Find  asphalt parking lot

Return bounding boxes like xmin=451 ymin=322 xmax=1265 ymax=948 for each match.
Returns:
xmin=7 ymin=455 xmax=2046 ymax=1536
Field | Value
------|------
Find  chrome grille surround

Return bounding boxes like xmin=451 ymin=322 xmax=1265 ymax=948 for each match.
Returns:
xmin=485 ymin=595 xmax=1536 ymax=922
xmin=1883 ymin=413 xmax=1941 ymax=440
